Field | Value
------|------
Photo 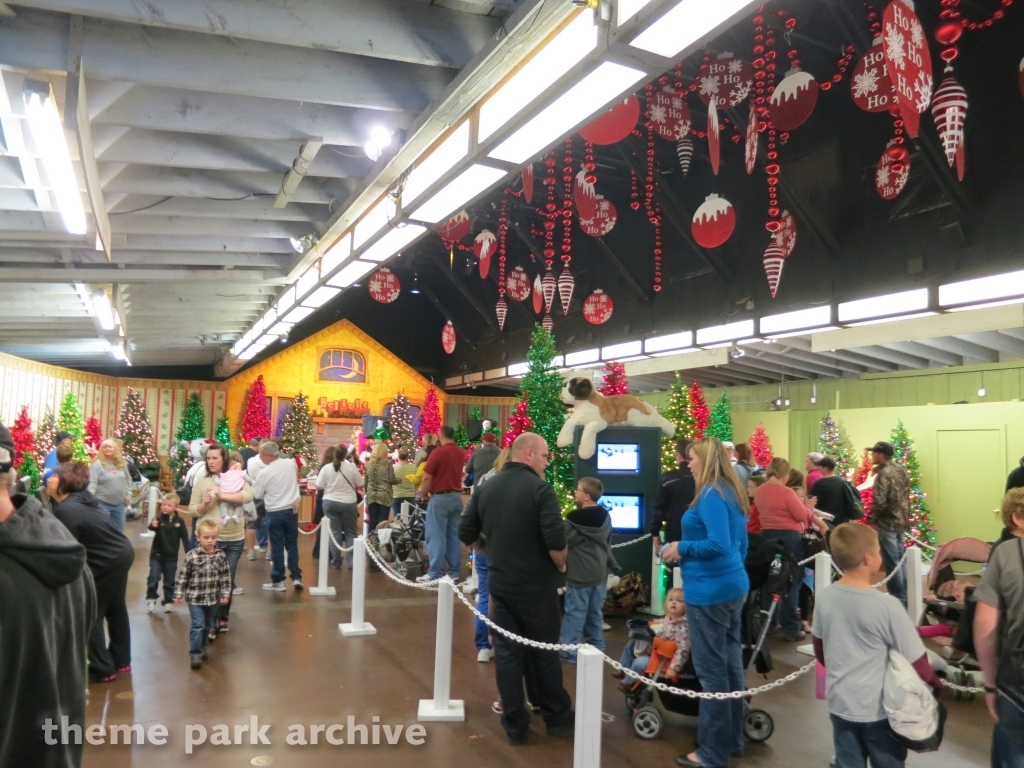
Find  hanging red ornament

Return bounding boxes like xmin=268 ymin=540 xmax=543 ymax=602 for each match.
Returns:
xmin=541 ymin=314 xmax=553 ymax=333
xmin=575 ymin=170 xmax=617 ymax=237
xmin=882 ymin=0 xmax=933 ymax=138
xmin=676 ymin=135 xmax=694 ymax=176
xmin=438 ymin=210 xmax=471 ymax=242
xmin=495 ymin=298 xmax=508 ymax=331
xmin=532 ymin=273 xmax=544 ymax=314
xmin=768 ymin=68 xmax=819 ymax=131
xmin=762 ymin=241 xmax=787 ymax=298
xmin=522 ymin=164 xmax=534 ymax=204
xmin=507 ymin=266 xmax=531 ymax=302
xmin=774 ymin=210 xmax=797 ymax=257
xmin=541 ymin=268 xmax=557 ymax=313
xmin=649 ymin=88 xmax=692 ymax=141
xmin=496 ymin=197 xmax=508 ymax=330
xmin=1018 ymin=56 xmax=1024 ymax=100
xmin=934 ymin=21 xmax=962 ymax=46
xmin=876 ymin=141 xmax=911 ymax=199
xmin=368 ymin=267 xmax=401 ymax=304
xmin=698 ymin=52 xmax=755 ymax=108
xmin=851 ymin=38 xmax=895 ymax=112
xmin=578 ymin=95 xmax=640 ymax=145
xmin=473 ymin=229 xmax=496 ymax=262
xmin=557 ymin=265 xmax=574 ymax=316
xmin=582 ymin=289 xmax=614 ymax=325
xmin=691 ymin=193 xmax=736 ymax=249
xmin=744 ymin=103 xmax=758 ymax=175
xmin=441 ymin=321 xmax=456 ymax=354
xmin=707 ymin=97 xmax=721 ymax=175
xmin=930 ymin=67 xmax=967 ymax=177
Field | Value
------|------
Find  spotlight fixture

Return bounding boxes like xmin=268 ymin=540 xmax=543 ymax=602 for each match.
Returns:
xmin=411 ymin=273 xmax=421 ymax=294
xmin=289 ymin=234 xmax=319 ymax=254
xmin=364 ymin=127 xmax=394 ymax=161
xmin=728 ymin=343 xmax=745 ymax=359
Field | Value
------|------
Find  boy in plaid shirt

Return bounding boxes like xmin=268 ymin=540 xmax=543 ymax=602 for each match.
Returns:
xmin=174 ymin=519 xmax=231 ymax=669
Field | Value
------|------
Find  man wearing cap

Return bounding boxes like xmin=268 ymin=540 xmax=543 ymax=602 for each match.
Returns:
xmin=867 ymin=441 xmax=911 ymax=606
xmin=43 ymin=431 xmax=73 ymax=472
xmin=0 ymin=424 xmax=95 ymax=767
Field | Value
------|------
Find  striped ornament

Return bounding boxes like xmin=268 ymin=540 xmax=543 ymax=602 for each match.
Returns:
xmin=542 ymin=314 xmax=553 ymax=333
xmin=541 ymin=269 xmax=557 ymax=314
xmin=763 ymin=242 xmax=787 ymax=298
xmin=930 ymin=68 xmax=967 ymax=171
xmin=557 ymin=265 xmax=574 ymax=315
xmin=496 ymin=298 xmax=508 ymax=331
xmin=676 ymin=135 xmax=694 ymax=176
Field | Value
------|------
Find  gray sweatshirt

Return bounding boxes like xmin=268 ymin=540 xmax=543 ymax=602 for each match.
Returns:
xmin=88 ymin=460 xmax=132 ymax=505
xmin=564 ymin=506 xmax=619 ymax=588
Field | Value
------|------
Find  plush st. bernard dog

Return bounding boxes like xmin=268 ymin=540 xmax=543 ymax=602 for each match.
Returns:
xmin=557 ymin=377 xmax=675 ymax=459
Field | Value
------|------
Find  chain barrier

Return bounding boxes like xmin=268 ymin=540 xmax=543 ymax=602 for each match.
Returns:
xmin=296 ymin=519 xmax=322 ymax=535
xmin=611 ymin=533 xmax=652 ymax=549
xmin=362 ymin=540 xmax=439 ymax=591
xmin=943 ymin=679 xmax=986 ymax=694
xmin=322 ymin=519 xmax=355 ymax=553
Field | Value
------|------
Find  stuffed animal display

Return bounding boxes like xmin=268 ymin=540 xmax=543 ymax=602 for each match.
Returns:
xmin=557 ymin=377 xmax=675 ymax=459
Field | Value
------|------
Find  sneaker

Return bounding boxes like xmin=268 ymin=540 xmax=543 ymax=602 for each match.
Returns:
xmin=146 ymin=599 xmax=156 ymax=614
xmin=528 ymin=700 xmax=541 ymax=714
xmin=232 ymin=586 xmax=244 ymax=595
xmin=293 ymin=580 xmax=303 ymax=590
xmin=218 ymin=620 xmax=229 ymax=632
xmin=201 ymin=648 xmax=209 ymax=660
xmin=246 ymin=550 xmax=255 ymax=561
xmin=162 ymin=604 xmax=173 ymax=614
xmin=610 ymin=669 xmax=626 ymax=679
xmin=190 ymin=655 xmax=202 ymax=670
xmin=477 ymin=648 xmax=494 ymax=663
xmin=254 ymin=546 xmax=262 ymax=552
xmin=117 ymin=665 xmax=132 ymax=673
xmin=208 ymin=628 xmax=217 ymax=643
xmin=262 ymin=582 xmax=286 ymax=592
xmin=415 ymin=574 xmax=434 ymax=583
xmin=265 ymin=551 xmax=272 ymax=561
xmin=491 ymin=701 xmax=504 ymax=714
xmin=602 ymin=622 xmax=611 ymax=631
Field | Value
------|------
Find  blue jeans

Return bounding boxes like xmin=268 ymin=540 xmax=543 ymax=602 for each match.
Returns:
xmin=217 ymin=539 xmax=244 ymax=620
xmin=687 ymin=596 xmax=746 ymax=768
xmin=188 ymin=604 xmax=221 ymax=656
xmin=993 ymin=695 xmax=1024 ymax=768
xmin=425 ymin=492 xmax=463 ymax=580
xmin=266 ymin=510 xmax=302 ymax=584
xmin=99 ymin=501 xmax=126 ymax=533
xmin=877 ymin=528 xmax=907 ymax=607
xmin=760 ymin=529 xmax=805 ymax=637
xmin=474 ymin=550 xmax=491 ymax=651
xmin=392 ymin=497 xmax=414 ymax=520
xmin=618 ymin=639 xmax=650 ymax=682
xmin=559 ymin=583 xmax=608 ymax=659
xmin=256 ymin=500 xmax=269 ymax=548
xmin=323 ymin=500 xmax=358 ymax=567
xmin=146 ymin=559 xmax=177 ymax=603
xmin=830 ymin=715 xmax=907 ymax=768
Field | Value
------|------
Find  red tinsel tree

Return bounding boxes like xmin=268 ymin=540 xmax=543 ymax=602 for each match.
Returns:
xmin=503 ymin=392 xmax=533 ymax=448
xmin=10 ymin=405 xmax=35 ymax=467
xmin=689 ymin=381 xmax=709 ymax=439
xmin=749 ymin=424 xmax=774 ymax=468
xmin=240 ymin=375 xmax=271 ymax=442
xmin=84 ymin=416 xmax=103 ymax=452
xmin=853 ymin=449 xmax=872 ymax=486
xmin=419 ymin=385 xmax=441 ymax=439
xmin=599 ymin=361 xmax=629 ymax=395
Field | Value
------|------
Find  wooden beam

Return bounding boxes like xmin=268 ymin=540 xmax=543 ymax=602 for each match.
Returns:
xmin=427 ymin=251 xmax=500 ymax=333
xmin=416 ymin=280 xmax=477 ymax=350
xmin=592 ymin=235 xmax=652 ymax=303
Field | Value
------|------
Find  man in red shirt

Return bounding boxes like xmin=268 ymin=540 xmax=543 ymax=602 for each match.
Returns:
xmin=417 ymin=426 xmax=466 ymax=583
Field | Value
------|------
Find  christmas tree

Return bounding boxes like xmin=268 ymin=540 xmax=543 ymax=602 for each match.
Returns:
xmin=520 ymin=324 xmax=573 ymax=513
xmin=453 ymin=422 xmax=470 ymax=449
xmin=57 ymin=392 xmax=88 ymax=461
xmin=599 ymin=361 xmax=629 ymax=395
xmin=279 ymin=393 xmax=319 ymax=475
xmin=818 ymin=413 xmax=853 ymax=478
xmin=890 ymin=420 xmax=937 ymax=549
xmin=84 ymin=415 xmax=103 ymax=453
xmin=215 ymin=415 xmax=233 ymax=450
xmin=170 ymin=392 xmax=208 ymax=484
xmin=659 ymin=373 xmax=694 ymax=472
xmin=10 ymin=405 xmax=35 ymax=467
xmin=853 ymin=449 xmax=872 ymax=486
xmin=35 ymin=409 xmax=56 ymax=464
xmin=389 ymin=394 xmax=416 ymax=456
xmin=18 ymin=452 xmax=41 ymax=494
xmin=749 ymin=424 xmax=774 ymax=468
xmin=240 ymin=375 xmax=271 ymax=443
xmin=115 ymin=388 xmax=159 ymax=479
xmin=503 ymin=393 xmax=533 ymax=447
xmin=706 ymin=392 xmax=733 ymax=443
xmin=688 ymin=381 xmax=709 ymax=439
xmin=419 ymin=385 xmax=441 ymax=440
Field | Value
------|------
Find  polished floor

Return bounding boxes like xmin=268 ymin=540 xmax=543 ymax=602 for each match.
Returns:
xmin=80 ymin=519 xmax=993 ymax=767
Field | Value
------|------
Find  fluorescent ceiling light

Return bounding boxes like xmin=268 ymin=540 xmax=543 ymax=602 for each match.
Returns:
xmin=295 ymin=266 xmax=319 ymax=300
xmin=507 ymin=362 xmax=528 ymax=376
xmin=110 ymin=343 xmax=126 ymax=362
xmin=565 ymin=348 xmax=600 ymax=366
xmin=24 ymin=88 xmax=86 ymax=235
xmin=489 ymin=61 xmax=646 ymax=165
xmin=648 ymin=348 xmax=702 ymax=357
xmin=320 ymin=233 xmax=352 ymax=278
xmin=838 ymin=288 xmax=929 ymax=322
xmin=280 ymin=305 xmax=315 ymax=324
xmin=92 ymin=291 xmax=115 ymax=330
xmin=644 ymin=330 xmax=693 ymax=354
xmin=403 ymin=122 xmax=470 ymax=207
xmin=238 ymin=343 xmax=268 ymax=361
xmin=277 ymin=285 xmax=296 ymax=314
xmin=409 ymin=165 xmax=507 ymax=224
xmin=232 ymin=339 xmax=247 ymax=356
xmin=939 ymin=269 xmax=1024 ymax=307
xmin=696 ymin=319 xmax=754 ymax=346
xmin=479 ymin=9 xmax=597 ymax=142
xmin=845 ymin=312 xmax=936 ymax=327
xmin=268 ymin=321 xmax=294 ymax=336
xmin=552 ymin=355 xmax=564 ymax=368
xmin=760 ymin=306 xmax=832 ymax=335
xmin=630 ymin=0 xmax=754 ymax=59
xmin=327 ymin=259 xmax=377 ymax=288
xmin=618 ymin=0 xmax=654 ymax=25
xmin=354 ymin=197 xmax=397 ymax=250
xmin=360 ymin=224 xmax=426 ymax=262
xmin=948 ymin=298 xmax=1024 ymax=312
xmin=262 ymin=306 xmax=278 ymax=329
xmin=766 ymin=327 xmax=838 ymax=340
xmin=252 ymin=317 xmax=264 ymax=337
xmin=602 ymin=341 xmax=642 ymax=359
xmin=301 ymin=285 xmax=341 ymax=309
xmin=616 ymin=355 xmax=649 ymax=363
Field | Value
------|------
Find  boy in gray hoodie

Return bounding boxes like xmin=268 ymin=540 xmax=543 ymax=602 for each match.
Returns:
xmin=559 ymin=477 xmax=618 ymax=662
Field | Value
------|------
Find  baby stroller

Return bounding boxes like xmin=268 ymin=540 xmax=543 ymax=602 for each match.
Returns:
xmin=367 ymin=502 xmax=428 ymax=579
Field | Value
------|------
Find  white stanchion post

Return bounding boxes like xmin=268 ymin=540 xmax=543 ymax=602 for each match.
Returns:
xmin=340 ymin=537 xmax=376 ymax=636
xmin=906 ymin=545 xmax=923 ymax=625
xmin=672 ymin=565 xmax=682 ymax=591
xmin=139 ymin=484 xmax=158 ymax=538
xmin=648 ymin=549 xmax=664 ymax=615
xmin=574 ymin=645 xmax=604 ymax=768
xmin=799 ymin=551 xmax=835 ymax=657
xmin=309 ymin=520 xmax=336 ymax=596
xmin=417 ymin=578 xmax=465 ymax=721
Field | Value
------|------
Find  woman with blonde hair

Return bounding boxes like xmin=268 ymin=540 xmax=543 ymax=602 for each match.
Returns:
xmin=662 ymin=437 xmax=749 ymax=768
xmin=88 ymin=437 xmax=133 ymax=532
xmin=365 ymin=442 xmax=396 ymax=532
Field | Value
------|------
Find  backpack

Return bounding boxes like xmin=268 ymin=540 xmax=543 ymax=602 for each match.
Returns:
xmin=841 ymin=479 xmax=865 ymax=521
xmin=883 ymin=649 xmax=947 ymax=752
xmin=995 ymin=539 xmax=1024 ymax=712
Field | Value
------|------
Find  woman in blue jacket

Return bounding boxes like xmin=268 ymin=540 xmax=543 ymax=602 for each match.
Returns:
xmin=663 ymin=437 xmax=750 ymax=768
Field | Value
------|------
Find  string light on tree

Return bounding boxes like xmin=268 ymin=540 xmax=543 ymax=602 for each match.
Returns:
xmin=503 ymin=392 xmax=533 ymax=448
xmin=706 ymin=392 xmax=734 ymax=442
xmin=599 ymin=361 xmax=629 ymax=396
xmin=240 ymin=375 xmax=271 ymax=443
xmin=688 ymin=381 xmax=709 ymax=439
xmin=170 ymin=392 xmax=207 ymax=484
xmin=890 ymin=420 xmax=937 ymax=549
xmin=57 ymin=392 xmax=88 ymax=461
xmin=35 ymin=409 xmax=56 ymax=465
xmin=749 ymin=424 xmax=775 ymax=468
xmin=279 ymin=393 xmax=319 ymax=476
xmin=419 ymin=385 xmax=441 ymax=439
xmin=659 ymin=373 xmax=694 ymax=472
xmin=84 ymin=416 xmax=103 ymax=454
xmin=389 ymin=393 xmax=417 ymax=456
xmin=818 ymin=412 xmax=853 ymax=478
xmin=115 ymin=387 xmax=159 ymax=478
xmin=215 ymin=415 xmax=233 ymax=450
xmin=10 ymin=405 xmax=35 ymax=467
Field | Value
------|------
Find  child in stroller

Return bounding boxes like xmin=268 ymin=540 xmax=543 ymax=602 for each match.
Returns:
xmin=368 ymin=500 xmax=428 ymax=579
xmin=617 ymin=588 xmax=690 ymax=687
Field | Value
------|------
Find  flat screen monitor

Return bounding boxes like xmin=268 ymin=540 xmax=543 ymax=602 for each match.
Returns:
xmin=599 ymin=494 xmax=642 ymax=532
xmin=596 ymin=443 xmax=640 ymax=473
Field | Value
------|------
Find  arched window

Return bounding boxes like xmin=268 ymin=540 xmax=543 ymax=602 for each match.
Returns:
xmin=318 ymin=349 xmax=366 ymax=382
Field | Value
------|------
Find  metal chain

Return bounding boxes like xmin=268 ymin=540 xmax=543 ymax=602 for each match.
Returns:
xmin=296 ymin=519 xmax=322 ymax=535
xmin=943 ymin=680 xmax=986 ymax=694
xmin=611 ymin=533 xmax=652 ymax=549
xmin=362 ymin=538 xmax=439 ymax=591
xmin=322 ymin=519 xmax=355 ymax=553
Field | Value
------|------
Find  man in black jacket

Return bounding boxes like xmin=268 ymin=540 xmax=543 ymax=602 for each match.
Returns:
xmin=0 ymin=425 xmax=95 ymax=768
xmin=460 ymin=432 xmax=574 ymax=745
xmin=652 ymin=439 xmax=695 ymax=547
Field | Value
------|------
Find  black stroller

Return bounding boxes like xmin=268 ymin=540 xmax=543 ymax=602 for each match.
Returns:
xmin=623 ymin=534 xmax=801 ymax=742
xmin=367 ymin=502 xmax=428 ymax=579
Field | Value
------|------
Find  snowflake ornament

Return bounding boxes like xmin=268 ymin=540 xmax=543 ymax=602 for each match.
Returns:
xmin=730 ymin=81 xmax=752 ymax=105
xmin=876 ymin=164 xmax=890 ymax=187
xmin=910 ymin=18 xmax=924 ymax=49
xmin=671 ymin=96 xmax=684 ymax=110
xmin=914 ymin=71 xmax=933 ymax=113
xmin=728 ymin=59 xmax=744 ymax=74
xmin=885 ymin=23 xmax=906 ymax=71
xmin=650 ymin=104 xmax=667 ymax=123
xmin=894 ymin=165 xmax=910 ymax=190
xmin=699 ymin=75 xmax=721 ymax=98
xmin=853 ymin=67 xmax=880 ymax=99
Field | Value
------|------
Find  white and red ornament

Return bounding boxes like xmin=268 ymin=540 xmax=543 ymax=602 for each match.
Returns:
xmin=691 ymin=194 xmax=736 ymax=249
xmin=1019 ymin=56 xmax=1024 ymax=101
xmin=557 ymin=266 xmax=574 ymax=315
xmin=876 ymin=141 xmax=911 ymax=200
xmin=707 ymin=98 xmax=721 ymax=175
xmin=368 ymin=267 xmax=400 ymax=304
xmin=438 ymin=211 xmax=470 ymax=242
xmin=882 ymin=0 xmax=933 ymax=138
xmin=495 ymin=298 xmax=508 ymax=331
xmin=578 ymin=95 xmax=640 ymax=145
xmin=649 ymin=88 xmax=692 ymax=141
xmin=532 ymin=273 xmax=543 ymax=314
xmin=768 ymin=68 xmax=818 ymax=132
xmin=851 ymin=38 xmax=895 ymax=113
xmin=676 ymin=136 xmax=694 ymax=176
xmin=441 ymin=321 xmax=456 ymax=354
xmin=541 ymin=269 xmax=557 ymax=313
xmin=774 ymin=210 xmax=797 ymax=257
xmin=744 ymin=103 xmax=758 ymax=175
xmin=582 ymin=290 xmax=614 ymax=325
xmin=506 ymin=266 xmax=531 ymax=302
xmin=473 ymin=229 xmax=496 ymax=279
xmin=698 ymin=52 xmax=755 ymax=108
xmin=930 ymin=67 xmax=967 ymax=180
xmin=575 ymin=170 xmax=616 ymax=237
xmin=522 ymin=164 xmax=534 ymax=204
xmin=762 ymin=242 xmax=787 ymax=298
xmin=541 ymin=314 xmax=553 ymax=333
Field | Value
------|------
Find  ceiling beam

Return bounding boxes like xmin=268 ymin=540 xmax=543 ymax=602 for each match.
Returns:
xmin=914 ymin=336 xmax=998 ymax=363
xmin=752 ymin=342 xmax=866 ymax=375
xmin=427 ymin=252 xmax=500 ymax=334
xmin=109 ymin=215 xmax=309 ymax=239
xmin=591 ymin=235 xmax=653 ymax=303
xmin=880 ymin=341 xmax=963 ymax=367
xmin=955 ymin=331 xmax=1024 ymax=359
xmin=846 ymin=345 xmax=930 ymax=368
xmin=0 ymin=266 xmax=287 ymax=282
xmin=107 ymin=195 xmax=326 ymax=222
xmin=416 ymin=280 xmax=477 ymax=350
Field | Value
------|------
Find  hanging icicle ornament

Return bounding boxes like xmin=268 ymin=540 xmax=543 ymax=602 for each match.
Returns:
xmin=744 ymin=102 xmax=758 ymax=174
xmin=578 ymin=95 xmax=641 ymax=145
xmin=522 ymin=164 xmax=534 ymax=203
xmin=691 ymin=194 xmax=736 ymax=249
xmin=931 ymin=67 xmax=968 ymax=180
xmin=707 ymin=97 xmax=721 ymax=175
xmin=532 ymin=273 xmax=544 ymax=314
xmin=496 ymin=198 xmax=508 ymax=330
xmin=473 ymin=229 xmax=496 ymax=279
xmin=441 ymin=321 xmax=456 ymax=354
xmin=882 ymin=0 xmax=933 ymax=138
xmin=677 ymin=136 xmax=694 ymax=176
xmin=576 ymin=142 xmax=617 ymax=237
xmin=583 ymin=290 xmax=614 ymax=325
xmin=763 ymin=241 xmax=787 ymax=298
xmin=541 ymin=269 xmax=557 ymax=313
xmin=507 ymin=266 xmax=531 ymax=302
xmin=558 ymin=267 xmax=574 ymax=315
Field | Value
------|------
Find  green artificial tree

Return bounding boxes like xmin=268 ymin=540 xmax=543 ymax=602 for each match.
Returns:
xmin=890 ymin=420 xmax=938 ymax=550
xmin=57 ymin=392 xmax=88 ymax=460
xmin=389 ymin=394 xmax=417 ymax=456
xmin=453 ymin=422 xmax=470 ymax=449
xmin=706 ymin=392 xmax=734 ymax=443
xmin=659 ymin=373 xmax=693 ymax=472
xmin=115 ymin=387 xmax=159 ymax=479
xmin=35 ymin=409 xmax=56 ymax=465
xmin=18 ymin=452 xmax=41 ymax=494
xmin=818 ymin=412 xmax=853 ymax=479
xmin=279 ymin=393 xmax=319 ymax=476
xmin=169 ymin=392 xmax=207 ymax=484
xmin=215 ymin=415 xmax=234 ymax=450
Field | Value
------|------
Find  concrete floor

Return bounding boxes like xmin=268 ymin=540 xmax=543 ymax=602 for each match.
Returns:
xmin=80 ymin=519 xmax=993 ymax=767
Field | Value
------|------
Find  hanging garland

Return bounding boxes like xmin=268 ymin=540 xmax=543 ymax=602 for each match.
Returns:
xmin=496 ymin=197 xmax=508 ymax=330
xmin=558 ymin=138 xmax=574 ymax=315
